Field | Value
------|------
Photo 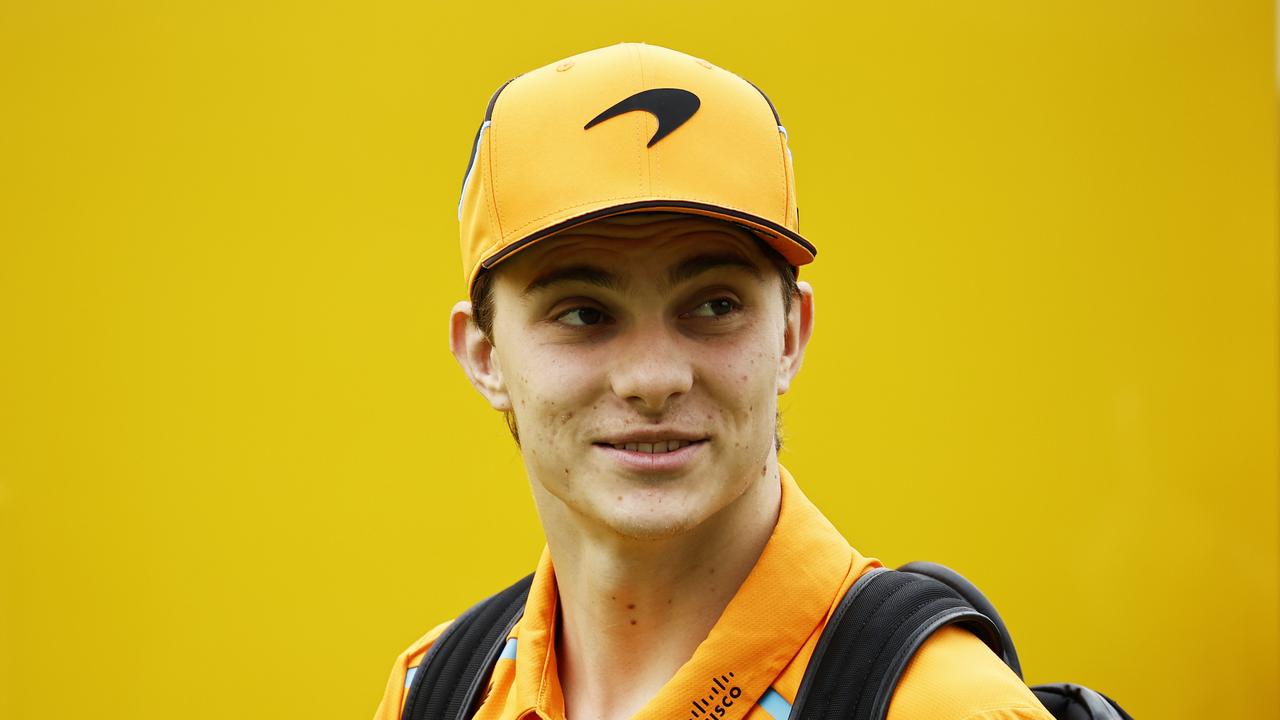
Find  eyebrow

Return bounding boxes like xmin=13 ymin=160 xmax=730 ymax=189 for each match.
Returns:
xmin=520 ymin=252 xmax=763 ymax=298
xmin=522 ymin=264 xmax=623 ymax=297
xmin=667 ymin=252 xmax=763 ymax=286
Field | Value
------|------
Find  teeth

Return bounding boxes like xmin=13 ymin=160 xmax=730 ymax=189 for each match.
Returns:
xmin=612 ymin=440 xmax=694 ymax=453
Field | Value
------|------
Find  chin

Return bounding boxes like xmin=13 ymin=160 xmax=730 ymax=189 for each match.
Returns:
xmin=593 ymin=489 xmax=715 ymax=541
xmin=601 ymin=512 xmax=702 ymax=541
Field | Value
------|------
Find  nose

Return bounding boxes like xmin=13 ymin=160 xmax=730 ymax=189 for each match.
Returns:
xmin=608 ymin=321 xmax=693 ymax=414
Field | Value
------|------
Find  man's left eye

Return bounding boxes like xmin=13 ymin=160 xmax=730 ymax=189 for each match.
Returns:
xmin=556 ymin=307 xmax=608 ymax=326
xmin=687 ymin=298 xmax=740 ymax=318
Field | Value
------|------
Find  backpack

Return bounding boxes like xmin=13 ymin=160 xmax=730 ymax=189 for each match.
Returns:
xmin=400 ymin=562 xmax=1133 ymax=720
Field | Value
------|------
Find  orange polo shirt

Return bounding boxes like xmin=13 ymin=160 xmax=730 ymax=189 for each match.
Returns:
xmin=374 ymin=468 xmax=1052 ymax=720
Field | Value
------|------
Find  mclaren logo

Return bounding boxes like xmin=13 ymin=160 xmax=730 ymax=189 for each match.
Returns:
xmin=584 ymin=88 xmax=701 ymax=148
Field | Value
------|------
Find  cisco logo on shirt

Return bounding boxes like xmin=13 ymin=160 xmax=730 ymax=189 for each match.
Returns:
xmin=687 ymin=672 xmax=742 ymax=720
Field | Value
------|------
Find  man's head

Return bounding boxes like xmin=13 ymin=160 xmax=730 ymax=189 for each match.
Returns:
xmin=450 ymin=212 xmax=814 ymax=540
xmin=448 ymin=43 xmax=819 ymax=541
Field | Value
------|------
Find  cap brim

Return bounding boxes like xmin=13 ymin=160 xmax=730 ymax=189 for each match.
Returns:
xmin=474 ymin=200 xmax=815 ymax=289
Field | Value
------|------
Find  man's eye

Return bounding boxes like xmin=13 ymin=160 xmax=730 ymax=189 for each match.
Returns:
xmin=556 ymin=307 xmax=608 ymax=326
xmin=688 ymin=298 xmax=740 ymax=318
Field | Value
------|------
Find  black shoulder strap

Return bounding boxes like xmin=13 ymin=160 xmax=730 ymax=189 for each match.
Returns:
xmin=789 ymin=567 xmax=1003 ymax=720
xmin=402 ymin=574 xmax=534 ymax=720
xmin=1033 ymin=683 xmax=1133 ymax=720
xmin=896 ymin=561 xmax=1022 ymax=678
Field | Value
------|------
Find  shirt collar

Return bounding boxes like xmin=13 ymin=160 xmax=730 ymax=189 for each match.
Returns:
xmin=512 ymin=465 xmax=856 ymax=720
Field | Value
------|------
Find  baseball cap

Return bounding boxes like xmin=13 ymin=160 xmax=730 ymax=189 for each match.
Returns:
xmin=456 ymin=42 xmax=816 ymax=291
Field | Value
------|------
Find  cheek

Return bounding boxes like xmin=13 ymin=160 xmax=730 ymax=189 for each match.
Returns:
xmin=695 ymin=334 xmax=781 ymax=428
xmin=501 ymin=345 xmax=606 ymax=437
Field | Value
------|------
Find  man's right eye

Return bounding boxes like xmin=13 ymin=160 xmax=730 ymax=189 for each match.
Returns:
xmin=556 ymin=307 xmax=607 ymax=326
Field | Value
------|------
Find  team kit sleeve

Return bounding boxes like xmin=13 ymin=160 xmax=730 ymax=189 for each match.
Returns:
xmin=373 ymin=620 xmax=454 ymax=720
xmin=888 ymin=626 xmax=1055 ymax=720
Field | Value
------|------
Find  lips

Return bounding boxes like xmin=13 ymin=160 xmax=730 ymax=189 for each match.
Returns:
xmin=595 ymin=430 xmax=708 ymax=453
xmin=594 ymin=438 xmax=708 ymax=472
xmin=592 ymin=428 xmax=709 ymax=470
xmin=608 ymin=440 xmax=697 ymax=454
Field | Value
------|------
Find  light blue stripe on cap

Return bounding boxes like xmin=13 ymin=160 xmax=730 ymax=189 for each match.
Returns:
xmin=758 ymin=688 xmax=792 ymax=720
xmin=458 ymin=121 xmax=491 ymax=221
xmin=499 ymin=637 xmax=518 ymax=660
xmin=403 ymin=666 xmax=418 ymax=689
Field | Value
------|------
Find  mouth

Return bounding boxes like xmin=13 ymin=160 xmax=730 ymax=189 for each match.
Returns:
xmin=592 ymin=437 xmax=709 ymax=472
xmin=597 ymin=439 xmax=704 ymax=454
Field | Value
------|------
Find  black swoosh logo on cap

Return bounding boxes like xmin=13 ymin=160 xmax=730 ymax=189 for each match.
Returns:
xmin=584 ymin=88 xmax=701 ymax=148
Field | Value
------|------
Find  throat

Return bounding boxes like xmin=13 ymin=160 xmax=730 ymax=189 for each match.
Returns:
xmin=538 ymin=461 xmax=784 ymax=720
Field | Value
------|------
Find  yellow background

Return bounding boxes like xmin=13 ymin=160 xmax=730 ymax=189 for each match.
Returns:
xmin=1 ymin=2 xmax=1276 ymax=718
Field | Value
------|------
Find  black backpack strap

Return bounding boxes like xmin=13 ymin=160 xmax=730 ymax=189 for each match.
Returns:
xmin=897 ymin=561 xmax=1022 ymax=678
xmin=1032 ymin=683 xmax=1133 ymax=720
xmin=790 ymin=567 xmax=1003 ymax=720
xmin=402 ymin=574 xmax=535 ymax=720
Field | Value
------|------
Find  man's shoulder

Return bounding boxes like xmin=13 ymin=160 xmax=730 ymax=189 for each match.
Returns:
xmin=399 ymin=618 xmax=455 ymax=671
xmin=889 ymin=625 xmax=1054 ymax=720
xmin=819 ymin=562 xmax=1052 ymax=720
xmin=396 ymin=571 xmax=535 ymax=668
xmin=371 ymin=619 xmax=456 ymax=720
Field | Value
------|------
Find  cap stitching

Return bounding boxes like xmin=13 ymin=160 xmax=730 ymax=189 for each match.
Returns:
xmin=488 ymin=96 xmax=505 ymax=242
xmin=636 ymin=44 xmax=652 ymax=196
xmin=631 ymin=44 xmax=647 ymax=199
xmin=776 ymin=127 xmax=791 ymax=228
xmin=482 ymin=130 xmax=500 ymax=253
xmin=738 ymin=74 xmax=790 ymax=225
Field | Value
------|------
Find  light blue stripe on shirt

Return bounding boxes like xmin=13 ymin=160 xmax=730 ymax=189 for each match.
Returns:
xmin=758 ymin=687 xmax=792 ymax=720
xmin=499 ymin=637 xmax=518 ymax=660
xmin=403 ymin=638 xmax=515 ymax=689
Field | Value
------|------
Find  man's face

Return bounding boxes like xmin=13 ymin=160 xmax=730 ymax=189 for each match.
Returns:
xmin=451 ymin=213 xmax=813 ymax=540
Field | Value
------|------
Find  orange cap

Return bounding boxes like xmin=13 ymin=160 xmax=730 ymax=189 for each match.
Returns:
xmin=457 ymin=42 xmax=815 ymax=291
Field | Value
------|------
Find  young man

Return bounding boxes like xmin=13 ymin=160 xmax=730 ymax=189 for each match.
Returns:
xmin=375 ymin=43 xmax=1052 ymax=720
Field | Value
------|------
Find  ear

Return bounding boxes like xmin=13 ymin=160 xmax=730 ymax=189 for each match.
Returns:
xmin=449 ymin=300 xmax=512 ymax=411
xmin=777 ymin=281 xmax=815 ymax=395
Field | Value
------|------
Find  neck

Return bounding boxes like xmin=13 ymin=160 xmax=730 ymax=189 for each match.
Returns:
xmin=531 ymin=460 xmax=783 ymax=720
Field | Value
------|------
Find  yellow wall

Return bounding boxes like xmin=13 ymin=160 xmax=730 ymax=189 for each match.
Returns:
xmin=1 ymin=2 xmax=1275 ymax=718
